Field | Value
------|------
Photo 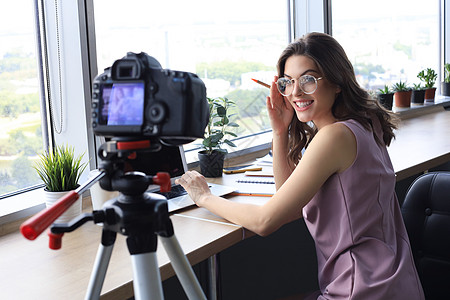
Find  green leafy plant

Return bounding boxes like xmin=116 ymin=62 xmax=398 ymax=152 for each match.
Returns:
xmin=417 ymin=68 xmax=437 ymax=89
xmin=392 ymin=81 xmax=410 ymax=92
xmin=444 ymin=63 xmax=450 ymax=83
xmin=378 ymin=85 xmax=392 ymax=94
xmin=202 ymin=97 xmax=239 ymax=155
xmin=34 ymin=144 xmax=88 ymax=192
xmin=412 ymin=83 xmax=424 ymax=90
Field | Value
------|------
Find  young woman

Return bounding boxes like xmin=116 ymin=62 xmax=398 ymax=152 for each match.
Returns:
xmin=176 ymin=32 xmax=424 ymax=299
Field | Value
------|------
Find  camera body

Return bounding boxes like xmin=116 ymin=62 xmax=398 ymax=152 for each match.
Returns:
xmin=91 ymin=52 xmax=208 ymax=144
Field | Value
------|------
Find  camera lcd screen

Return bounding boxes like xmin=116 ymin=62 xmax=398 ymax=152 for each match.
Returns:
xmin=99 ymin=82 xmax=144 ymax=126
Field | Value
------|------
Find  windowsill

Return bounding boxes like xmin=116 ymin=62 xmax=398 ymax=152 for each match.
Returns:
xmin=184 ymin=130 xmax=273 ymax=168
xmin=393 ymin=96 xmax=450 ymax=119
xmin=0 ymin=188 xmax=45 ymax=227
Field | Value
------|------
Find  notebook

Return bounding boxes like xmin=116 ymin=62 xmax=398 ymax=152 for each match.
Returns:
xmin=127 ymin=144 xmax=235 ymax=212
xmin=230 ymin=177 xmax=276 ymax=197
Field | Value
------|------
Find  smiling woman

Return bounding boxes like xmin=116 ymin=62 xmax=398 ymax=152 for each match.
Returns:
xmin=176 ymin=32 xmax=424 ymax=299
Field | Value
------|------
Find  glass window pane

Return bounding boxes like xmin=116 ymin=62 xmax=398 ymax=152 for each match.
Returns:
xmin=93 ymin=0 xmax=288 ymax=151
xmin=332 ymin=0 xmax=439 ymax=92
xmin=0 ymin=1 xmax=44 ymax=197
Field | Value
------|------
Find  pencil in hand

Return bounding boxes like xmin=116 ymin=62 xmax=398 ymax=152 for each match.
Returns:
xmin=251 ymin=78 xmax=270 ymax=89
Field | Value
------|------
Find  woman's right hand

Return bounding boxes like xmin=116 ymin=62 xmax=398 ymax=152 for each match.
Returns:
xmin=267 ymin=76 xmax=294 ymax=135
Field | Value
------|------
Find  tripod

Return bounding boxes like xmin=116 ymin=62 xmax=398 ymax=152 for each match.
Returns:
xmin=21 ymin=139 xmax=207 ymax=300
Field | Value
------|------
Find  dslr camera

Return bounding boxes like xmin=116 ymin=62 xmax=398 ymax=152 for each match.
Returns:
xmin=91 ymin=52 xmax=208 ymax=144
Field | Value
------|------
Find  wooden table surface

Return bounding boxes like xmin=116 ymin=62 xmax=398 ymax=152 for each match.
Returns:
xmin=1 ymin=107 xmax=449 ymax=300
xmin=388 ymin=107 xmax=450 ymax=180
xmin=0 ymin=214 xmax=243 ymax=300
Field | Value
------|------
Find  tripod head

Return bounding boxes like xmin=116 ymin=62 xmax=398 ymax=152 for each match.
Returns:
xmin=96 ymin=138 xmax=171 ymax=197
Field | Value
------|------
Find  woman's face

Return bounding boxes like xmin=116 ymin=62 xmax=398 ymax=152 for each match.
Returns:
xmin=283 ymin=55 xmax=341 ymax=129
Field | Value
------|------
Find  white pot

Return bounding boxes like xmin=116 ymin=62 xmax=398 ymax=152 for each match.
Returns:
xmin=44 ymin=189 xmax=82 ymax=223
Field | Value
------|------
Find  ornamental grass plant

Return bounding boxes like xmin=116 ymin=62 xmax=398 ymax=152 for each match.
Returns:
xmin=34 ymin=144 xmax=87 ymax=192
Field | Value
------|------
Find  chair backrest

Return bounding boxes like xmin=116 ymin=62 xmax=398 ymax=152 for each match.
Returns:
xmin=401 ymin=172 xmax=450 ymax=300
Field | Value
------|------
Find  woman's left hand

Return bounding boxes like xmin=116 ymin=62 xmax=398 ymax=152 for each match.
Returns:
xmin=175 ymin=170 xmax=211 ymax=206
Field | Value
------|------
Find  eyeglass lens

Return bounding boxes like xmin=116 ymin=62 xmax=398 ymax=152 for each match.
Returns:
xmin=277 ymin=75 xmax=319 ymax=96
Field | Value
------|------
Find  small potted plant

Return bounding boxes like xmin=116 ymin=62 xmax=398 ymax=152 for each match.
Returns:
xmin=198 ymin=97 xmax=239 ymax=177
xmin=441 ymin=63 xmax=450 ymax=96
xmin=392 ymin=80 xmax=411 ymax=108
xmin=377 ymin=85 xmax=394 ymax=110
xmin=411 ymin=83 xmax=425 ymax=105
xmin=417 ymin=68 xmax=437 ymax=102
xmin=34 ymin=144 xmax=88 ymax=222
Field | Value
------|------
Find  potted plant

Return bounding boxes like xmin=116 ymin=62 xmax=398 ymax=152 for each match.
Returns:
xmin=411 ymin=83 xmax=425 ymax=105
xmin=377 ymin=85 xmax=394 ymax=110
xmin=34 ymin=144 xmax=88 ymax=223
xmin=441 ymin=63 xmax=450 ymax=96
xmin=198 ymin=97 xmax=239 ymax=177
xmin=417 ymin=68 xmax=437 ymax=102
xmin=392 ymin=80 xmax=411 ymax=108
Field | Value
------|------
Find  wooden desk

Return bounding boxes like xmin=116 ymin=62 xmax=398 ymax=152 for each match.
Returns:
xmin=0 ymin=214 xmax=243 ymax=300
xmin=174 ymin=172 xmax=271 ymax=240
xmin=388 ymin=108 xmax=450 ymax=180
xmin=1 ymin=108 xmax=449 ymax=300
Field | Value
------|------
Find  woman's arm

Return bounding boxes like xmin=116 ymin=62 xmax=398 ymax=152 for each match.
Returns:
xmin=177 ymin=122 xmax=356 ymax=237
xmin=271 ymin=124 xmax=292 ymax=190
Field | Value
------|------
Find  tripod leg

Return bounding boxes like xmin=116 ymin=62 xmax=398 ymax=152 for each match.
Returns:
xmin=131 ymin=252 xmax=164 ymax=300
xmin=160 ymin=235 xmax=207 ymax=300
xmin=85 ymin=230 xmax=116 ymax=300
xmin=207 ymin=254 xmax=221 ymax=300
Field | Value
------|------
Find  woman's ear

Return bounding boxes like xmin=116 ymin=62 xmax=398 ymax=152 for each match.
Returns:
xmin=333 ymin=85 xmax=342 ymax=100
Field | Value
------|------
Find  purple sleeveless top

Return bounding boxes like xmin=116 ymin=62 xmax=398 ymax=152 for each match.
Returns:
xmin=303 ymin=119 xmax=424 ymax=299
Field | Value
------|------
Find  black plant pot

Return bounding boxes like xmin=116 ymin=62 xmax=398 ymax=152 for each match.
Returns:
xmin=198 ymin=150 xmax=225 ymax=178
xmin=411 ymin=89 xmax=425 ymax=104
xmin=441 ymin=82 xmax=450 ymax=96
xmin=378 ymin=93 xmax=394 ymax=110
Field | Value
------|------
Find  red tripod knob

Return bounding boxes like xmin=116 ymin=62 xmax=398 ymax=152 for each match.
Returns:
xmin=48 ymin=231 xmax=64 ymax=250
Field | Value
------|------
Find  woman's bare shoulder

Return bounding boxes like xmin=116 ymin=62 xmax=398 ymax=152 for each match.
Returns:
xmin=315 ymin=122 xmax=355 ymax=143
xmin=307 ymin=122 xmax=357 ymax=172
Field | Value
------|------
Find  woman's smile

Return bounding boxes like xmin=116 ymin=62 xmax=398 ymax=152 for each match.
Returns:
xmin=293 ymin=99 xmax=314 ymax=111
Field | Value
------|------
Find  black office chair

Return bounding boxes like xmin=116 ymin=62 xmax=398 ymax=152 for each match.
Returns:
xmin=401 ymin=172 xmax=450 ymax=300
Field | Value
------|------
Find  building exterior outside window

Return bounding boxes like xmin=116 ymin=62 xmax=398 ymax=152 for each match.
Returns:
xmin=332 ymin=0 xmax=440 ymax=93
xmin=92 ymin=0 xmax=289 ymax=155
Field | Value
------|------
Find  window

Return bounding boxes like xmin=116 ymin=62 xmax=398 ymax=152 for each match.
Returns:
xmin=331 ymin=0 xmax=440 ymax=93
xmin=0 ymin=0 xmax=45 ymax=198
xmin=92 ymin=0 xmax=289 ymax=160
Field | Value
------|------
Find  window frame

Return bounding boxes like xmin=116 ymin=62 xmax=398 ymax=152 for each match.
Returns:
xmin=0 ymin=0 xmax=293 ymax=223
xmin=0 ymin=0 xmax=93 ymax=224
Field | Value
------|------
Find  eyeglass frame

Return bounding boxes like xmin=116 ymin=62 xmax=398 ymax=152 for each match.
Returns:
xmin=276 ymin=74 xmax=323 ymax=96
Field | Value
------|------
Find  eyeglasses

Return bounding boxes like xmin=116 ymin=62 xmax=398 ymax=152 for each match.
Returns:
xmin=277 ymin=74 xmax=323 ymax=96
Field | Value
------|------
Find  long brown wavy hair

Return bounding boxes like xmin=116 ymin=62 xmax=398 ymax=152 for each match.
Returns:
xmin=277 ymin=32 xmax=398 ymax=167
